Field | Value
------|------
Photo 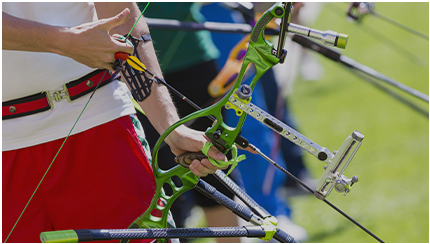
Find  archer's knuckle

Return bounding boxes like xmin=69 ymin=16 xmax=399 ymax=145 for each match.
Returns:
xmin=206 ymin=161 xmax=218 ymax=170
xmin=192 ymin=160 xmax=202 ymax=170
xmin=200 ymin=159 xmax=211 ymax=167
xmin=111 ymin=15 xmax=121 ymax=25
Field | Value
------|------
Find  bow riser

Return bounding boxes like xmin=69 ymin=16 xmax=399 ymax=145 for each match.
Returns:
xmin=123 ymin=3 xmax=288 ymax=239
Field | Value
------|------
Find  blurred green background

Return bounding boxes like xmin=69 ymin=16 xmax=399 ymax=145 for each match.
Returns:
xmin=287 ymin=2 xmax=429 ymax=243
xmin=180 ymin=2 xmax=428 ymax=243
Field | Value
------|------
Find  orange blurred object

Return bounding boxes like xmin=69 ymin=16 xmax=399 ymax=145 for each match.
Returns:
xmin=208 ymin=34 xmax=250 ymax=97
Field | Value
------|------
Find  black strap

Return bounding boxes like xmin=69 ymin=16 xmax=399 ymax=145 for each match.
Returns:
xmin=140 ymin=33 xmax=152 ymax=42
xmin=127 ymin=34 xmax=152 ymax=43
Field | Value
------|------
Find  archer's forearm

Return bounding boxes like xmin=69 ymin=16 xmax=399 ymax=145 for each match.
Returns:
xmin=2 ymin=11 xmax=63 ymax=52
xmin=133 ymin=39 xmax=181 ymax=134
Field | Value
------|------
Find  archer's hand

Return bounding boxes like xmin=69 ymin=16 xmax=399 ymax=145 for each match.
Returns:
xmin=165 ymin=125 xmax=228 ymax=177
xmin=58 ymin=8 xmax=134 ymax=70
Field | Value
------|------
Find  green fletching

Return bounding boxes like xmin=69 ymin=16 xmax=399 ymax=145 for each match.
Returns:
xmin=260 ymin=216 xmax=279 ymax=242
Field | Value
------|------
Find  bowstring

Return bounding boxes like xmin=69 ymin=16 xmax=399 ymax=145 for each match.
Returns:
xmin=5 ymin=3 xmax=151 ymax=242
xmin=126 ymin=2 xmax=150 ymax=39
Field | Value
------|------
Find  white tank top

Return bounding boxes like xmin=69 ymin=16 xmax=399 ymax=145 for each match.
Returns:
xmin=2 ymin=2 xmax=136 ymax=150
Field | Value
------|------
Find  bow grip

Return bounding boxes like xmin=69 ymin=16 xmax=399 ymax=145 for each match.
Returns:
xmin=174 ymin=152 xmax=207 ymax=169
xmin=174 ymin=142 xmax=225 ymax=169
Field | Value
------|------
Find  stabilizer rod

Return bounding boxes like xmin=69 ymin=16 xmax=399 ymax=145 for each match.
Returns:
xmin=145 ymin=18 xmax=348 ymax=49
xmin=40 ymin=226 xmax=268 ymax=243
xmin=291 ymin=34 xmax=429 ymax=106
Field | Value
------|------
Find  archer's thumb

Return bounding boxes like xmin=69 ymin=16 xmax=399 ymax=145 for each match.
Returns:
xmin=207 ymin=145 xmax=226 ymax=161
xmin=99 ymin=8 xmax=130 ymax=31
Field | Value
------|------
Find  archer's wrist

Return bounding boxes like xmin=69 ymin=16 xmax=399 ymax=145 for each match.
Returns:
xmin=164 ymin=125 xmax=188 ymax=147
xmin=50 ymin=26 xmax=74 ymax=57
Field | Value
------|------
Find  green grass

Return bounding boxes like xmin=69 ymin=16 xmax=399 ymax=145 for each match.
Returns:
xmin=287 ymin=3 xmax=429 ymax=243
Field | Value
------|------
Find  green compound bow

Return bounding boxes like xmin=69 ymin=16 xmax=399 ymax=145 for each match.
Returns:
xmin=40 ymin=2 xmax=384 ymax=243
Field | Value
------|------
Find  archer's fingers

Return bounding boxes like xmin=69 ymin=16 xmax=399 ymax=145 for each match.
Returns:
xmin=189 ymin=160 xmax=209 ymax=177
xmin=112 ymin=34 xmax=134 ymax=54
xmin=189 ymin=157 xmax=229 ymax=177
xmin=205 ymin=145 xmax=227 ymax=161
xmin=193 ymin=159 xmax=218 ymax=174
xmin=200 ymin=158 xmax=228 ymax=171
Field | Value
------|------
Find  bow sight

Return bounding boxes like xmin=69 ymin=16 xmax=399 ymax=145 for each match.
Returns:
xmin=227 ymin=86 xmax=363 ymax=199
xmin=39 ymin=2 xmax=384 ymax=243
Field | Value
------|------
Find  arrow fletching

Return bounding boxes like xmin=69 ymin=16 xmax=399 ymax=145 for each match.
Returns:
xmin=127 ymin=56 xmax=147 ymax=72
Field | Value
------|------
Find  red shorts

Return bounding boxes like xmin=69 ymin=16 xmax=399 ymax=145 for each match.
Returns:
xmin=3 ymin=115 xmax=156 ymax=243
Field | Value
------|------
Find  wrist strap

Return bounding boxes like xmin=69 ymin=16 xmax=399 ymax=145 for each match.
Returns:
xmin=201 ymin=142 xmax=246 ymax=177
